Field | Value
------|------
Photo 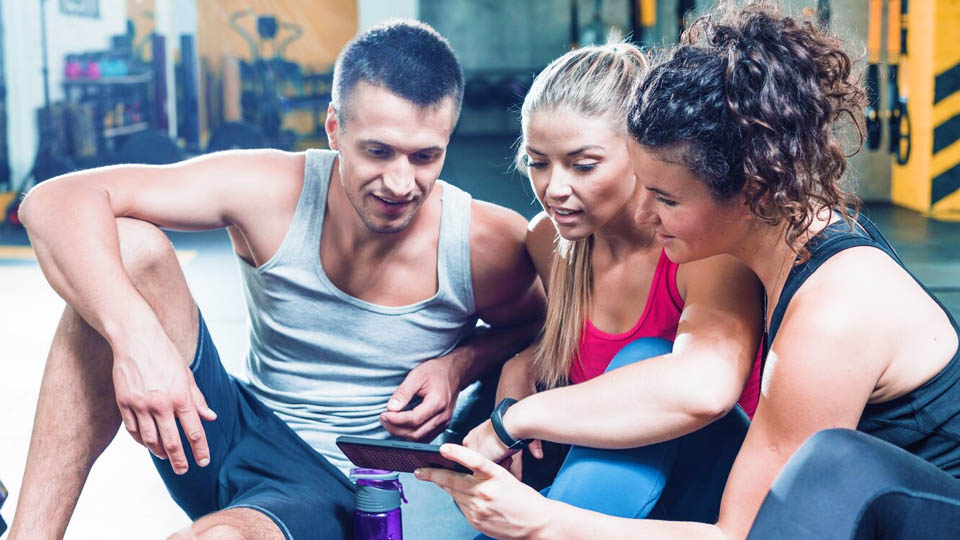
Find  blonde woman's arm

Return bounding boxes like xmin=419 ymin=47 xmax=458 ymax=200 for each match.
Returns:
xmin=503 ymin=254 xmax=763 ymax=449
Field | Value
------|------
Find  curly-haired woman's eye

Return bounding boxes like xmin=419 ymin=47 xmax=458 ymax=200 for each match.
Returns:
xmin=657 ymin=196 xmax=678 ymax=207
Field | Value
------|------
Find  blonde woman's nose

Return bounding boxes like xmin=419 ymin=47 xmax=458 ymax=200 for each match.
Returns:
xmin=544 ymin=170 xmax=573 ymax=201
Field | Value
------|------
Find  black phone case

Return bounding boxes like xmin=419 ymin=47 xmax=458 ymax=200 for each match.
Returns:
xmin=336 ymin=436 xmax=471 ymax=474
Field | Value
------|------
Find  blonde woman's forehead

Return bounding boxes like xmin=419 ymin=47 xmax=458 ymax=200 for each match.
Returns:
xmin=525 ymin=109 xmax=626 ymax=154
xmin=527 ymin=107 xmax=623 ymax=137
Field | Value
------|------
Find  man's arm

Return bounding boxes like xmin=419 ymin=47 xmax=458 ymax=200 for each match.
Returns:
xmin=19 ymin=149 xmax=304 ymax=471
xmin=449 ymin=200 xmax=547 ymax=387
xmin=380 ymin=201 xmax=546 ymax=441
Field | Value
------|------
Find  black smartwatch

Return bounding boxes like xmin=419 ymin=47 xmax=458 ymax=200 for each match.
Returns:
xmin=490 ymin=398 xmax=531 ymax=451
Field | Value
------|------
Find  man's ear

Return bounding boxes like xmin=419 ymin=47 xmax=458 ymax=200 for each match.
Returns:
xmin=325 ymin=104 xmax=340 ymax=150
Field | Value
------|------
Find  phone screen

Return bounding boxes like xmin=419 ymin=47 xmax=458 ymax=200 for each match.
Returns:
xmin=336 ymin=436 xmax=471 ymax=474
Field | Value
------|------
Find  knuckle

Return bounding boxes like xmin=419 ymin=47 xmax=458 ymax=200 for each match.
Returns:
xmin=145 ymin=395 xmax=170 ymax=413
xmin=185 ymin=429 xmax=204 ymax=442
xmin=474 ymin=503 xmax=492 ymax=519
xmin=193 ymin=393 xmax=208 ymax=408
xmin=127 ymin=397 xmax=147 ymax=410
xmin=476 ymin=486 xmax=495 ymax=502
xmin=163 ymin=441 xmax=182 ymax=452
xmin=168 ymin=393 xmax=189 ymax=410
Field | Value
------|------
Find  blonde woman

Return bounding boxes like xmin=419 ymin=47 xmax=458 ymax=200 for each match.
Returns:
xmin=438 ymin=42 xmax=764 ymax=532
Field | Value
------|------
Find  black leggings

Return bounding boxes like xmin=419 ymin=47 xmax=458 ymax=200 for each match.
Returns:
xmin=747 ymin=429 xmax=960 ymax=539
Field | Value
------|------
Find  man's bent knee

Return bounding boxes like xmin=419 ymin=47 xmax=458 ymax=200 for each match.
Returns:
xmin=168 ymin=523 xmax=259 ymax=540
xmin=115 ymin=217 xmax=178 ymax=281
xmin=179 ymin=508 xmax=286 ymax=540
xmin=168 ymin=527 xmax=198 ymax=540
xmin=114 ymin=217 xmax=198 ymax=360
xmin=195 ymin=524 xmax=250 ymax=540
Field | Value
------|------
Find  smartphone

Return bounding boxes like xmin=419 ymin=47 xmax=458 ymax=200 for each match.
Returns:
xmin=336 ymin=435 xmax=471 ymax=474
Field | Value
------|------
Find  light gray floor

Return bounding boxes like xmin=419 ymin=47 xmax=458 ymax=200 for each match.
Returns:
xmin=1 ymin=135 xmax=959 ymax=538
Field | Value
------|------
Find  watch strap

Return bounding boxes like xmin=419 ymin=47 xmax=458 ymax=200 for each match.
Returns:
xmin=490 ymin=398 xmax=528 ymax=450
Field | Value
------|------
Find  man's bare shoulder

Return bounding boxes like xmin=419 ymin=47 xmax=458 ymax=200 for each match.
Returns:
xmin=469 ymin=199 xmax=529 ymax=253
xmin=206 ymin=149 xmax=306 ymax=219
xmin=525 ymin=211 xmax=557 ymax=285
xmin=467 ymin=200 xmax=537 ymax=307
xmin=207 ymin=149 xmax=306 ymax=191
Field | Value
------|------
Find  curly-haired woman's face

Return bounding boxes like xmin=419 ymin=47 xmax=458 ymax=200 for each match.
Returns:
xmin=523 ymin=109 xmax=638 ymax=241
xmin=631 ymin=144 xmax=748 ymax=263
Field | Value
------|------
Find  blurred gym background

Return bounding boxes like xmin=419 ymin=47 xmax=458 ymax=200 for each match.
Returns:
xmin=0 ymin=1 xmax=958 ymax=538
xmin=0 ymin=0 xmax=956 ymax=218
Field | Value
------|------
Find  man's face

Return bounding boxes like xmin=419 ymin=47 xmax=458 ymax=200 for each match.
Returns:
xmin=326 ymin=82 xmax=458 ymax=234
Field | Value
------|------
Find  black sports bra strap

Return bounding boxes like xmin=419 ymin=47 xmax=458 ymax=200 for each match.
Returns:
xmin=765 ymin=215 xmax=897 ymax=358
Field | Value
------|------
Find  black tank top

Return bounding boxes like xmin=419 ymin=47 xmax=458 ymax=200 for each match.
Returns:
xmin=766 ymin=213 xmax=960 ymax=478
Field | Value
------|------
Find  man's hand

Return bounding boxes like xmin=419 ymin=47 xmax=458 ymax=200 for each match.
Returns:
xmin=380 ymin=356 xmax=461 ymax=442
xmin=496 ymin=352 xmax=538 ymax=404
xmin=112 ymin=325 xmax=217 ymax=475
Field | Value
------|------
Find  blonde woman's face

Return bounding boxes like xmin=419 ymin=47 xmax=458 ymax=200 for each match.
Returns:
xmin=524 ymin=109 xmax=638 ymax=241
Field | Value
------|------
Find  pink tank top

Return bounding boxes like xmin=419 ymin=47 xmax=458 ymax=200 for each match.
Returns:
xmin=571 ymin=249 xmax=761 ymax=418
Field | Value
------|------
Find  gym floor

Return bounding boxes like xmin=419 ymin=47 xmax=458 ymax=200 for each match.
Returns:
xmin=0 ymin=135 xmax=958 ymax=538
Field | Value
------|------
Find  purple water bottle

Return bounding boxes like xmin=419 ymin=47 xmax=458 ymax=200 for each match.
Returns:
xmin=350 ymin=468 xmax=405 ymax=540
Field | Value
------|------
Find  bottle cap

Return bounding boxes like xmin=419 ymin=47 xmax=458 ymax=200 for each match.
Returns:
xmin=350 ymin=468 xmax=405 ymax=513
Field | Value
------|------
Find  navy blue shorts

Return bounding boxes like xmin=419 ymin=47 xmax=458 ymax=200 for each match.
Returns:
xmin=152 ymin=312 xmax=355 ymax=539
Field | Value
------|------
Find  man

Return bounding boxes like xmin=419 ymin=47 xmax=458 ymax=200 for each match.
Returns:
xmin=10 ymin=20 xmax=543 ymax=540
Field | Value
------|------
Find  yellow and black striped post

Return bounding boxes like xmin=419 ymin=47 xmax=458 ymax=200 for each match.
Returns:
xmin=891 ymin=0 xmax=960 ymax=220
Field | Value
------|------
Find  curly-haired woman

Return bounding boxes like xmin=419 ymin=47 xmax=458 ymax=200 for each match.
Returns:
xmin=420 ymin=2 xmax=960 ymax=539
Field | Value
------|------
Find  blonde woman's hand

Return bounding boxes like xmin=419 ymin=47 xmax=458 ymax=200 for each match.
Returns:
xmin=463 ymin=419 xmax=543 ymax=480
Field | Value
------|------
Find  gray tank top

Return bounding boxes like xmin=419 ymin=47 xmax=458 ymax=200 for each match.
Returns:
xmin=238 ymin=149 xmax=477 ymax=474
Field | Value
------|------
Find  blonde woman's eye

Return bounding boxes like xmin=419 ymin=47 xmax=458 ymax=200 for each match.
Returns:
xmin=573 ymin=162 xmax=598 ymax=172
xmin=526 ymin=157 xmax=547 ymax=169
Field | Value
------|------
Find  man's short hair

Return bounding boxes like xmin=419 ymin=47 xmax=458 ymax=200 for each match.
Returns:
xmin=331 ymin=19 xmax=464 ymax=128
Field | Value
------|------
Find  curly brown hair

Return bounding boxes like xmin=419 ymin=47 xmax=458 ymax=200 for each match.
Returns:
xmin=628 ymin=0 xmax=866 ymax=260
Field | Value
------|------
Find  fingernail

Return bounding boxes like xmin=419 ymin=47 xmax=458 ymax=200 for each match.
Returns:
xmin=387 ymin=399 xmax=400 ymax=410
xmin=414 ymin=469 xmax=423 ymax=478
xmin=198 ymin=457 xmax=210 ymax=467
